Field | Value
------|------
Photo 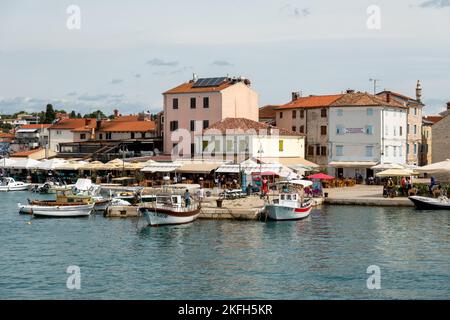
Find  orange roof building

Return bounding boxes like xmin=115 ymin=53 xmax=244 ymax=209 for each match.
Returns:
xmin=47 ymin=116 xmax=159 ymax=152
xmin=274 ymin=90 xmax=410 ymax=167
xmin=163 ymin=76 xmax=259 ymax=155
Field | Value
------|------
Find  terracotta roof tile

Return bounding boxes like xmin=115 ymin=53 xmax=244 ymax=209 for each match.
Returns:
xmin=276 ymin=94 xmax=344 ymax=110
xmin=113 ymin=115 xmax=139 ymax=121
xmin=259 ymin=105 xmax=279 ymax=119
xmin=0 ymin=132 xmax=15 ymax=137
xmin=202 ymin=117 xmax=304 ymax=136
xmin=164 ymin=79 xmax=236 ymax=94
xmin=276 ymin=92 xmax=406 ymax=110
xmin=18 ymin=124 xmax=51 ymax=129
xmin=423 ymin=115 xmax=443 ymax=124
xmin=99 ymin=120 xmax=156 ymax=132
xmin=331 ymin=92 xmax=406 ymax=108
xmin=11 ymin=148 xmax=42 ymax=157
xmin=376 ymin=90 xmax=416 ymax=102
xmin=48 ymin=118 xmax=96 ymax=131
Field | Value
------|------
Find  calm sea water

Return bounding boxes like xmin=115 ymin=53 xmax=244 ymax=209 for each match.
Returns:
xmin=0 ymin=191 xmax=449 ymax=299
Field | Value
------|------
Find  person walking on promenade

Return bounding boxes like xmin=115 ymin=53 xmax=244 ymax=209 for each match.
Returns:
xmin=198 ymin=186 xmax=204 ymax=203
xmin=184 ymin=189 xmax=191 ymax=207
xmin=401 ymin=177 xmax=406 ymax=196
xmin=429 ymin=176 xmax=436 ymax=196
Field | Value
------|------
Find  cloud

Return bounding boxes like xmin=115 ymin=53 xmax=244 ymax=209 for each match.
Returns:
xmin=110 ymin=79 xmax=124 ymax=84
xmin=280 ymin=4 xmax=311 ymax=18
xmin=146 ymin=58 xmax=179 ymax=66
xmin=211 ymin=60 xmax=233 ymax=66
xmin=419 ymin=0 xmax=450 ymax=8
xmin=134 ymin=73 xmax=141 ymax=78
xmin=78 ymin=94 xmax=111 ymax=101
xmin=67 ymin=91 xmax=77 ymax=96
xmin=152 ymin=66 xmax=193 ymax=76
xmin=0 ymin=97 xmax=67 ymax=114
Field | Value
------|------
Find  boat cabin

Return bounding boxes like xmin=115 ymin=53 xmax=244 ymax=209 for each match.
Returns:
xmin=1 ymin=177 xmax=16 ymax=185
xmin=155 ymin=194 xmax=183 ymax=208
xmin=272 ymin=192 xmax=300 ymax=206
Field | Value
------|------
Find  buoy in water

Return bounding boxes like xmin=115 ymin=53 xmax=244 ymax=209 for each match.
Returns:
xmin=26 ymin=221 xmax=32 ymax=225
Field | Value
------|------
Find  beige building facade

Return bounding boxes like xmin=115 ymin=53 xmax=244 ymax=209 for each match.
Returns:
xmin=431 ymin=104 xmax=450 ymax=163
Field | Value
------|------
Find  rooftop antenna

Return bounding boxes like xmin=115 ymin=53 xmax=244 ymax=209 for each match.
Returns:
xmin=369 ymin=78 xmax=381 ymax=95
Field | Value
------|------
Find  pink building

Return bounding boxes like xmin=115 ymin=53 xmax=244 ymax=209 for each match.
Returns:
xmin=163 ymin=76 xmax=259 ymax=155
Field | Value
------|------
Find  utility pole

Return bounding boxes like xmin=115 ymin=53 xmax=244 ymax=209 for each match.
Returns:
xmin=369 ymin=78 xmax=380 ymax=95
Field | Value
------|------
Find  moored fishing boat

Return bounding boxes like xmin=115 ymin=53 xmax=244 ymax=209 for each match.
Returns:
xmin=409 ymin=195 xmax=450 ymax=210
xmin=138 ymin=193 xmax=201 ymax=226
xmin=0 ymin=177 xmax=31 ymax=191
xmin=17 ymin=186 xmax=99 ymax=216
xmin=265 ymin=180 xmax=313 ymax=221
xmin=19 ymin=203 xmax=95 ymax=217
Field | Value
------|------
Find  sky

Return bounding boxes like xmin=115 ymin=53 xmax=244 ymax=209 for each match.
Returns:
xmin=0 ymin=0 xmax=449 ymax=116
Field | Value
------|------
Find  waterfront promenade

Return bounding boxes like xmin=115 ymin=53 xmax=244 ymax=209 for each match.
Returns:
xmin=324 ymin=185 xmax=414 ymax=207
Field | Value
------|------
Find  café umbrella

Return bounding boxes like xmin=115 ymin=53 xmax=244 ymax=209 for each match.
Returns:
xmin=375 ymin=168 xmax=418 ymax=177
xmin=306 ymin=173 xmax=335 ymax=180
xmin=416 ymin=159 xmax=450 ymax=174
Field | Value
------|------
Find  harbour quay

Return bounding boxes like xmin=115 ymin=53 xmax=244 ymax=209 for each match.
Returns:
xmin=324 ymin=185 xmax=414 ymax=207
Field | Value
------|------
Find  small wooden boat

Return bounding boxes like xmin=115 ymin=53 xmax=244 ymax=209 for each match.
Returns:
xmin=0 ymin=177 xmax=31 ymax=191
xmin=264 ymin=180 xmax=313 ymax=221
xmin=139 ymin=194 xmax=201 ymax=226
xmin=18 ymin=202 xmax=95 ymax=217
xmin=17 ymin=189 xmax=97 ymax=217
xmin=409 ymin=196 xmax=450 ymax=210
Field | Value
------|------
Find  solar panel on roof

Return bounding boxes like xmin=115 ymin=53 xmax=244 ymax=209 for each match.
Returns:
xmin=192 ymin=77 xmax=228 ymax=88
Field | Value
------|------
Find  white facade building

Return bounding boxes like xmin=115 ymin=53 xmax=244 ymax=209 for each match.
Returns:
xmin=328 ymin=95 xmax=407 ymax=180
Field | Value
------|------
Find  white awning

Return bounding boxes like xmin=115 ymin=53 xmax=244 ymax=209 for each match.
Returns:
xmin=35 ymin=158 xmax=68 ymax=170
xmin=2 ymin=157 xmax=41 ymax=169
xmin=141 ymin=162 xmax=181 ymax=173
xmin=16 ymin=128 xmax=38 ymax=133
xmin=329 ymin=161 xmax=377 ymax=168
xmin=216 ymin=162 xmax=296 ymax=178
xmin=177 ymin=162 xmax=222 ymax=174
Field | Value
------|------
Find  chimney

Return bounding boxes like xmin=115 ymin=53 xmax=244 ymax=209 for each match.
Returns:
xmin=386 ymin=92 xmax=391 ymax=103
xmin=346 ymin=89 xmax=355 ymax=94
xmin=292 ymin=91 xmax=300 ymax=101
xmin=416 ymin=80 xmax=422 ymax=102
xmin=193 ymin=73 xmax=198 ymax=82
xmin=447 ymin=102 xmax=450 ymax=110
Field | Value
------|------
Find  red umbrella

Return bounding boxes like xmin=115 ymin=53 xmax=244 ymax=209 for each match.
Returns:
xmin=307 ymin=173 xmax=334 ymax=180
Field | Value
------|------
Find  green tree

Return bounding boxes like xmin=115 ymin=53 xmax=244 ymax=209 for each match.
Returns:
xmin=1 ymin=123 xmax=13 ymax=132
xmin=84 ymin=110 xmax=107 ymax=119
xmin=69 ymin=110 xmax=77 ymax=118
xmin=43 ymin=104 xmax=56 ymax=123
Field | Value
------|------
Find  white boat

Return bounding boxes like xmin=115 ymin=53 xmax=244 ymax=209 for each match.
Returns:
xmin=139 ymin=194 xmax=201 ymax=226
xmin=18 ymin=202 xmax=94 ymax=217
xmin=91 ymin=196 xmax=111 ymax=211
xmin=265 ymin=180 xmax=313 ymax=221
xmin=109 ymin=198 xmax=132 ymax=206
xmin=0 ymin=177 xmax=31 ymax=191
xmin=409 ymin=195 xmax=450 ymax=210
